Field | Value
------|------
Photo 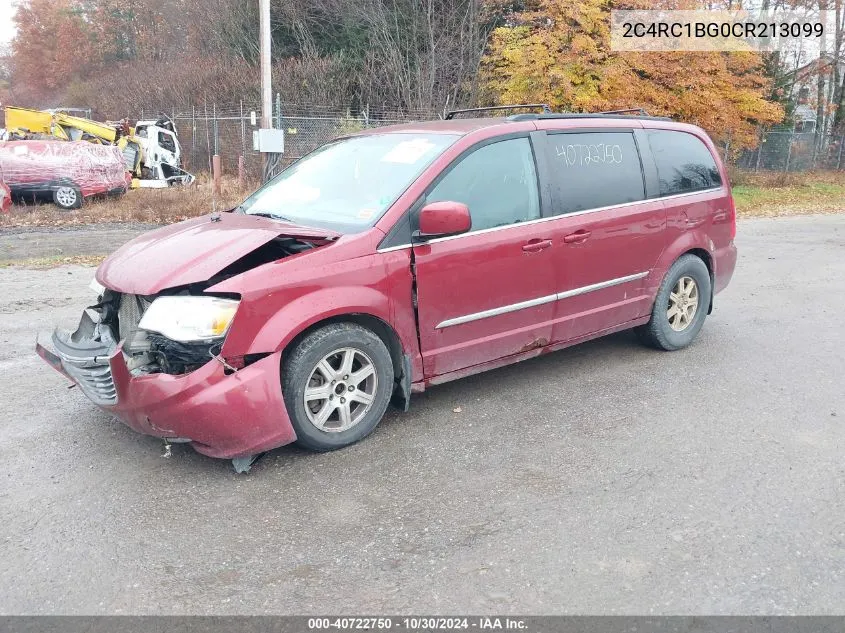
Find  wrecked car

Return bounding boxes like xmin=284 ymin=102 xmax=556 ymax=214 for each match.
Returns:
xmin=38 ymin=108 xmax=737 ymax=471
xmin=0 ymin=140 xmax=129 ymax=209
xmin=4 ymin=106 xmax=195 ymax=188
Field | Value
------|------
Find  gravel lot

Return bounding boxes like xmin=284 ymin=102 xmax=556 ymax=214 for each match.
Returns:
xmin=0 ymin=223 xmax=158 ymax=261
xmin=1 ymin=215 xmax=843 ymax=614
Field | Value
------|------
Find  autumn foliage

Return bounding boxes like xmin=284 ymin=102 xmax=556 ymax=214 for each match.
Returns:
xmin=481 ymin=0 xmax=784 ymax=149
xmin=10 ymin=0 xmax=92 ymax=99
xmin=5 ymin=0 xmax=789 ymax=148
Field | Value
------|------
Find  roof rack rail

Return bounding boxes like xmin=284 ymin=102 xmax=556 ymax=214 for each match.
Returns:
xmin=597 ymin=108 xmax=650 ymax=116
xmin=444 ymin=104 xmax=552 ymax=120
xmin=508 ymin=110 xmax=671 ymax=122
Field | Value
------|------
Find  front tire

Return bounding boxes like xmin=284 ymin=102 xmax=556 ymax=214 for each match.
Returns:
xmin=53 ymin=184 xmax=82 ymax=210
xmin=282 ymin=323 xmax=394 ymax=451
xmin=637 ymin=254 xmax=712 ymax=351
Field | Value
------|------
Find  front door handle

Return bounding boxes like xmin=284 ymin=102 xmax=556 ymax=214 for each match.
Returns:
xmin=563 ymin=230 xmax=592 ymax=244
xmin=522 ymin=239 xmax=553 ymax=253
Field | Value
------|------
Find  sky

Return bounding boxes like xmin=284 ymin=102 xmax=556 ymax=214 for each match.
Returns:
xmin=0 ymin=0 xmax=18 ymax=48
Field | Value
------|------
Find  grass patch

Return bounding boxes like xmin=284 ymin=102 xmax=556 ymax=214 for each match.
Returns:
xmin=1 ymin=174 xmax=250 ymax=229
xmin=732 ymin=171 xmax=845 ymax=217
xmin=0 ymin=254 xmax=106 ymax=269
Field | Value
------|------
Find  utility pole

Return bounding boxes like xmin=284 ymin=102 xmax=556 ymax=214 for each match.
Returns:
xmin=259 ymin=0 xmax=272 ymax=178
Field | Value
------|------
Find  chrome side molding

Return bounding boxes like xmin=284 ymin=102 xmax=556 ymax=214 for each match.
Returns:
xmin=436 ymin=271 xmax=648 ymax=329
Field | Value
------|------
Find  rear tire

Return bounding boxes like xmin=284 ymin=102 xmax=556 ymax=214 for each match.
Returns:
xmin=637 ymin=254 xmax=711 ymax=351
xmin=282 ymin=323 xmax=394 ymax=452
xmin=53 ymin=184 xmax=82 ymax=210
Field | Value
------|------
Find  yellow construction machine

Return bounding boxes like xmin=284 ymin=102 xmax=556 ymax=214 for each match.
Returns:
xmin=3 ymin=106 xmax=194 ymax=188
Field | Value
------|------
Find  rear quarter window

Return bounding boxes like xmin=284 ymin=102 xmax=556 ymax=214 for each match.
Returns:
xmin=646 ymin=130 xmax=722 ymax=196
xmin=545 ymin=131 xmax=645 ymax=214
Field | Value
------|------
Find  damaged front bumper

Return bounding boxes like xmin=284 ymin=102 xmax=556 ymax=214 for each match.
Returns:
xmin=36 ymin=311 xmax=297 ymax=460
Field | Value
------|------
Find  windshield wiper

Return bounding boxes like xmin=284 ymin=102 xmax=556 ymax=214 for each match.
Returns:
xmin=242 ymin=210 xmax=340 ymax=237
xmin=248 ymin=211 xmax=296 ymax=223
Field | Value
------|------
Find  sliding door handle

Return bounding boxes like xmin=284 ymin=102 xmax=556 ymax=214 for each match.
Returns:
xmin=563 ymin=230 xmax=591 ymax=244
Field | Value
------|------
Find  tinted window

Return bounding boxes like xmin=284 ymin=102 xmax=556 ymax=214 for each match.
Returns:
xmin=646 ymin=130 xmax=722 ymax=196
xmin=546 ymin=132 xmax=645 ymax=214
xmin=426 ymin=137 xmax=540 ymax=232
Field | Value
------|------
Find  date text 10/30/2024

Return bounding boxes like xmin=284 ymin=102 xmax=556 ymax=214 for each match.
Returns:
xmin=307 ymin=617 xmax=529 ymax=630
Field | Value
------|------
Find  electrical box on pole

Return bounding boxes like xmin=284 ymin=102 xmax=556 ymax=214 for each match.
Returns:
xmin=253 ymin=128 xmax=284 ymax=153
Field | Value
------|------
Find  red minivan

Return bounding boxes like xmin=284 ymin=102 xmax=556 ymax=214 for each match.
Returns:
xmin=38 ymin=108 xmax=737 ymax=470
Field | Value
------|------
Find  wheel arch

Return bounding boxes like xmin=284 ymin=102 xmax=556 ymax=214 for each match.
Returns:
xmin=50 ymin=178 xmax=81 ymax=192
xmin=651 ymin=232 xmax=716 ymax=314
xmin=679 ymin=247 xmax=714 ymax=313
xmin=281 ymin=313 xmax=412 ymax=411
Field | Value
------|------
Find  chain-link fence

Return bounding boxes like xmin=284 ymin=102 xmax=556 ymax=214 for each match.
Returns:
xmin=141 ymin=101 xmax=439 ymax=180
xmin=143 ymin=102 xmax=845 ymax=177
xmin=731 ymin=128 xmax=845 ymax=172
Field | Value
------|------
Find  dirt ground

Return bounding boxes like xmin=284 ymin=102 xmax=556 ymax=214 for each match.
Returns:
xmin=0 ymin=223 xmax=156 ymax=261
xmin=1 ymin=214 xmax=844 ymax=614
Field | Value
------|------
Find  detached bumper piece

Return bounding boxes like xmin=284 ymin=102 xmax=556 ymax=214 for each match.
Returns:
xmin=52 ymin=309 xmax=118 ymax=405
xmin=37 ymin=308 xmax=298 ymax=462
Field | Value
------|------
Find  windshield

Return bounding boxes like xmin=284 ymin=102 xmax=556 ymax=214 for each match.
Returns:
xmin=239 ymin=132 xmax=458 ymax=232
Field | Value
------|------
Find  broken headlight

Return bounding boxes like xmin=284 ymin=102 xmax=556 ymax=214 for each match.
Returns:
xmin=138 ymin=296 xmax=239 ymax=342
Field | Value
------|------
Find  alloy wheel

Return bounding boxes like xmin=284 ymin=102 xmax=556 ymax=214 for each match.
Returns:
xmin=667 ymin=276 xmax=699 ymax=332
xmin=303 ymin=347 xmax=378 ymax=432
xmin=55 ymin=186 xmax=77 ymax=208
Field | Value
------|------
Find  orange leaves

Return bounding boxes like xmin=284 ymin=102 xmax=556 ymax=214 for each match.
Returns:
xmin=11 ymin=0 xmax=91 ymax=101
xmin=481 ymin=0 xmax=785 ymax=149
xmin=10 ymin=0 xmax=192 ymax=107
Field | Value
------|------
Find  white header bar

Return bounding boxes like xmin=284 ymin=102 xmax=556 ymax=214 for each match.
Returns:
xmin=611 ymin=10 xmax=836 ymax=52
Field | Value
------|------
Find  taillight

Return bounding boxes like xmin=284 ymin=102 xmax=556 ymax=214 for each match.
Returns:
xmin=728 ymin=194 xmax=737 ymax=240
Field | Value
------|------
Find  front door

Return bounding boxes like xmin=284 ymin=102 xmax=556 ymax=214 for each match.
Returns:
xmin=412 ymin=136 xmax=556 ymax=378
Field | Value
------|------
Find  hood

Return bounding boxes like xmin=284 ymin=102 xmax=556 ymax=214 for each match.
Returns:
xmin=97 ymin=213 xmax=338 ymax=295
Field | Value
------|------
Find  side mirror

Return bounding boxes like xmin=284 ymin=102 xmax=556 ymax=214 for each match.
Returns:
xmin=414 ymin=201 xmax=471 ymax=240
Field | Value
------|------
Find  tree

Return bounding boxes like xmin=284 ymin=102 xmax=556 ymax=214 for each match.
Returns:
xmin=347 ymin=0 xmax=496 ymax=110
xmin=10 ymin=0 xmax=94 ymax=105
xmin=481 ymin=0 xmax=784 ymax=148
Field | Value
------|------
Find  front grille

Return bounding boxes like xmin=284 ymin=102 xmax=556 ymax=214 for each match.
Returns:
xmin=61 ymin=356 xmax=117 ymax=406
xmin=118 ymin=293 xmax=150 ymax=344
xmin=52 ymin=295 xmax=121 ymax=406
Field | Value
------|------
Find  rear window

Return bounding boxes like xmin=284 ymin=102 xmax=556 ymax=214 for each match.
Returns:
xmin=646 ymin=130 xmax=722 ymax=196
xmin=545 ymin=132 xmax=645 ymax=214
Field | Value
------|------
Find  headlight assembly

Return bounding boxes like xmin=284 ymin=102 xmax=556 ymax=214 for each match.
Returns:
xmin=138 ymin=296 xmax=239 ymax=342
